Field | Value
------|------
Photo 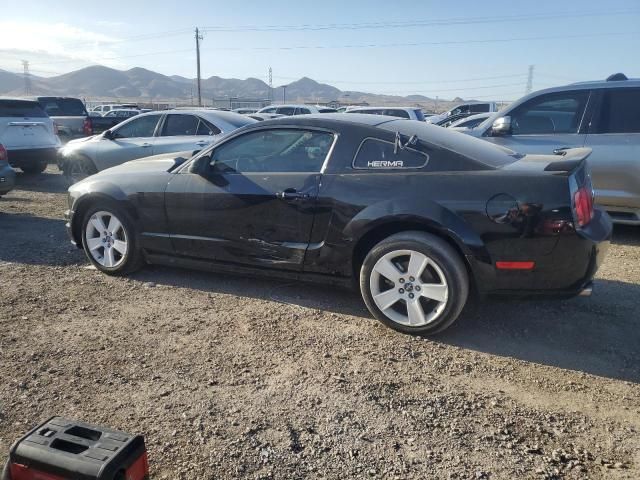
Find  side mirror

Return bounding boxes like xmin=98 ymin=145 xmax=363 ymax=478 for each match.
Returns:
xmin=103 ymin=130 xmax=114 ymax=140
xmin=491 ymin=116 xmax=512 ymax=136
xmin=189 ymin=154 xmax=211 ymax=176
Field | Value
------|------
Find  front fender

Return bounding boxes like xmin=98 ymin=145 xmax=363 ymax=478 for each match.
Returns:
xmin=68 ymin=180 xmax=139 ymax=246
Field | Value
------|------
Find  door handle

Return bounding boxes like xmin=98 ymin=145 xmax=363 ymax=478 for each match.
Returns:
xmin=195 ymin=141 xmax=209 ymax=146
xmin=276 ymin=189 xmax=310 ymax=201
xmin=142 ymin=143 xmax=152 ymax=148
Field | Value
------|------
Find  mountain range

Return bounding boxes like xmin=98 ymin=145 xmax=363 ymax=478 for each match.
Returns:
xmin=0 ymin=65 xmax=470 ymax=110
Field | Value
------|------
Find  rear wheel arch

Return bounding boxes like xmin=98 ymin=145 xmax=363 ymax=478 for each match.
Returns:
xmin=352 ymin=220 xmax=474 ymax=290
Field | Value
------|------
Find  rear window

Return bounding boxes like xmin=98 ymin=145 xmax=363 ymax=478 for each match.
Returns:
xmin=353 ymin=138 xmax=429 ymax=169
xmin=385 ymin=109 xmax=411 ymax=119
xmin=0 ymin=100 xmax=47 ymax=118
xmin=37 ymin=97 xmax=87 ymax=116
xmin=470 ymin=104 xmax=491 ymax=113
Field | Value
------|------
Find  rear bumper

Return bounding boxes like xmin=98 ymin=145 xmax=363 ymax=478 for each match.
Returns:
xmin=470 ymin=208 xmax=612 ymax=298
xmin=0 ymin=163 xmax=16 ymax=195
xmin=7 ymin=147 xmax=59 ymax=168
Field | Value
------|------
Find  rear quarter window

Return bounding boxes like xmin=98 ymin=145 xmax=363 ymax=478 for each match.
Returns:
xmin=0 ymin=100 xmax=47 ymax=118
xmin=353 ymin=138 xmax=429 ymax=170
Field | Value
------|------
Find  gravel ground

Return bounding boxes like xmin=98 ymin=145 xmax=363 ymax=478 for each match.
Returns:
xmin=0 ymin=167 xmax=639 ymax=479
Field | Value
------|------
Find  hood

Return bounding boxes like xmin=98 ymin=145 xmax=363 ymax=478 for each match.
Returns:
xmin=99 ymin=151 xmax=195 ymax=176
xmin=67 ymin=134 xmax=98 ymax=145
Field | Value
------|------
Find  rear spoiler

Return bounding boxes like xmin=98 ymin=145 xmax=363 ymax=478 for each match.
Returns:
xmin=544 ymin=147 xmax=592 ymax=172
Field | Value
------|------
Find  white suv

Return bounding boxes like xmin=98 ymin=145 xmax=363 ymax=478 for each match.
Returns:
xmin=0 ymin=98 xmax=61 ymax=174
xmin=345 ymin=106 xmax=426 ymax=121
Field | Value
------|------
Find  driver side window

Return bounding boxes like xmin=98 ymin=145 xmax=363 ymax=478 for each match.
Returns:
xmin=209 ymin=129 xmax=334 ymax=174
xmin=510 ymin=91 xmax=589 ymax=135
xmin=113 ymin=114 xmax=161 ymax=139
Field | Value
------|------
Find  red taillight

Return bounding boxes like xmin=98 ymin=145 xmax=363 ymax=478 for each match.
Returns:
xmin=83 ymin=117 xmax=93 ymax=136
xmin=0 ymin=144 xmax=7 ymax=163
xmin=574 ymin=186 xmax=594 ymax=227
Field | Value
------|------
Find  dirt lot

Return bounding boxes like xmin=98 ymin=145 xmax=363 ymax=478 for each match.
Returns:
xmin=0 ymin=167 xmax=639 ymax=479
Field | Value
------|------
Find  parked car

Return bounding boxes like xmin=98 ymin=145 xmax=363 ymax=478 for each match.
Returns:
xmin=90 ymin=109 xmax=141 ymax=135
xmin=90 ymin=104 xmax=138 ymax=116
xmin=0 ymin=143 xmax=15 ymax=197
xmin=59 ymin=109 xmax=256 ymax=183
xmin=0 ymin=98 xmax=61 ymax=174
xmin=465 ymin=74 xmax=640 ymax=225
xmin=65 ymin=113 xmax=611 ymax=335
xmin=345 ymin=107 xmax=426 ymax=121
xmin=257 ymin=104 xmax=322 ymax=116
xmin=317 ymin=107 xmax=338 ymax=113
xmin=448 ymin=113 xmax=493 ymax=131
xmin=32 ymin=96 xmax=92 ymax=143
xmin=427 ymin=101 xmax=498 ymax=125
xmin=248 ymin=113 xmax=284 ymax=121
xmin=232 ymin=108 xmax=259 ymax=114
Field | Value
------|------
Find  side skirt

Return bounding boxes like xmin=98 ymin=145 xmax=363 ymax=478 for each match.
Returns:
xmin=144 ymin=253 xmax=355 ymax=290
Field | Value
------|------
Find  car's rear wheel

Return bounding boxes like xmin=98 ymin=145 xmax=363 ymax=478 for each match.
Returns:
xmin=81 ymin=203 xmax=144 ymax=275
xmin=65 ymin=156 xmax=97 ymax=185
xmin=360 ymin=231 xmax=469 ymax=335
xmin=20 ymin=161 xmax=48 ymax=174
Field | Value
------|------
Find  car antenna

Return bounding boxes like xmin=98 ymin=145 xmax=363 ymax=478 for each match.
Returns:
xmin=394 ymin=132 xmax=418 ymax=154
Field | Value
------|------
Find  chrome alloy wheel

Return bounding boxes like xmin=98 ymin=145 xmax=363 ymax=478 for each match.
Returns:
xmin=369 ymin=249 xmax=449 ymax=327
xmin=84 ymin=211 xmax=128 ymax=268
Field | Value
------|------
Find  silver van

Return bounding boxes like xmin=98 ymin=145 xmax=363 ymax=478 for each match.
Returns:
xmin=466 ymin=74 xmax=640 ymax=225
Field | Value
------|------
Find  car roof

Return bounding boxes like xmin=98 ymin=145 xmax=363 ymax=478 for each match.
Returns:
xmin=254 ymin=114 xmax=519 ymax=167
xmin=349 ymin=106 xmax=417 ymax=111
xmin=261 ymin=104 xmax=318 ymax=109
xmin=264 ymin=112 xmax=399 ymax=127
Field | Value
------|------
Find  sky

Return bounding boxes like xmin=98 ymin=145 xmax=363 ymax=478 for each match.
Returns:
xmin=0 ymin=0 xmax=639 ymax=100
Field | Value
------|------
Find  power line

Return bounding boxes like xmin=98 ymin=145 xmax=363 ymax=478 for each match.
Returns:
xmin=362 ymin=82 xmax=526 ymax=95
xmin=200 ymin=8 xmax=640 ymax=32
xmin=197 ymin=30 xmax=639 ymax=52
xmin=21 ymin=48 xmax=193 ymax=66
xmin=272 ymin=73 xmax=527 ymax=85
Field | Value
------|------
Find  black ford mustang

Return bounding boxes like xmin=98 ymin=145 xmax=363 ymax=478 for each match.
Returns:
xmin=65 ymin=114 xmax=611 ymax=335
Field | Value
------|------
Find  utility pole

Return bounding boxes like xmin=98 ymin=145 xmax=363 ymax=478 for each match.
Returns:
xmin=268 ymin=67 xmax=273 ymax=103
xmin=22 ymin=60 xmax=31 ymax=95
xmin=526 ymin=65 xmax=534 ymax=95
xmin=282 ymin=85 xmax=287 ymax=103
xmin=195 ymin=27 xmax=203 ymax=106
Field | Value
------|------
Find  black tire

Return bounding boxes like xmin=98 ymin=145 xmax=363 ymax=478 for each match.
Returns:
xmin=360 ymin=231 xmax=469 ymax=335
xmin=64 ymin=155 xmax=97 ymax=185
xmin=20 ymin=161 xmax=47 ymax=174
xmin=80 ymin=201 xmax=145 ymax=275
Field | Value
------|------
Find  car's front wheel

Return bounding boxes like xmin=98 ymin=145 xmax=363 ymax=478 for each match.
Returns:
xmin=360 ymin=231 xmax=469 ymax=335
xmin=81 ymin=203 xmax=144 ymax=275
xmin=64 ymin=156 xmax=97 ymax=185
